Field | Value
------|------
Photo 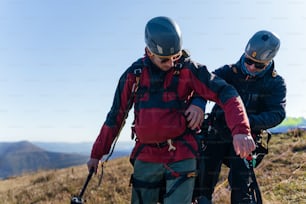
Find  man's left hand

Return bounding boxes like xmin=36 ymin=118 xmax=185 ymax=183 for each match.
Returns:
xmin=185 ymin=104 xmax=204 ymax=130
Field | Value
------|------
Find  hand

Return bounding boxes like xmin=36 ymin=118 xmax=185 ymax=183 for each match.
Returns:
xmin=185 ymin=104 xmax=204 ymax=130
xmin=87 ymin=158 xmax=100 ymax=174
xmin=233 ymin=134 xmax=256 ymax=158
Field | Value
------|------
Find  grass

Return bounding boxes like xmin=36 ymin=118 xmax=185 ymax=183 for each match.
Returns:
xmin=0 ymin=132 xmax=305 ymax=204
xmin=212 ymin=132 xmax=306 ymax=204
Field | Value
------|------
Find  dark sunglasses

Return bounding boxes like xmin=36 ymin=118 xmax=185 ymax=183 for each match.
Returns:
xmin=157 ymin=52 xmax=182 ymax=64
xmin=244 ymin=57 xmax=267 ymax=69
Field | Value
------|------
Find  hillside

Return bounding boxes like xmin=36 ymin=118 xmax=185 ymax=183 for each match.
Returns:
xmin=269 ymin=116 xmax=306 ymax=133
xmin=0 ymin=132 xmax=305 ymax=204
xmin=0 ymin=141 xmax=88 ymax=178
xmin=33 ymin=140 xmax=133 ymax=158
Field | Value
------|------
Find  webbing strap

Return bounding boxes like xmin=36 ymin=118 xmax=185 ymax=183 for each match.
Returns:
xmin=179 ymin=133 xmax=199 ymax=157
xmin=130 ymin=174 xmax=164 ymax=204
xmin=164 ymin=170 xmax=197 ymax=198
xmin=245 ymin=158 xmax=263 ymax=204
xmin=129 ymin=128 xmax=194 ymax=165
xmin=249 ymin=167 xmax=263 ymax=203
xmin=98 ymin=60 xmax=144 ymax=187
xmin=130 ymin=174 xmax=164 ymax=189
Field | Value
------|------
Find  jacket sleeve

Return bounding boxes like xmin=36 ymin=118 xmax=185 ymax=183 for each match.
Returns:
xmin=248 ymin=76 xmax=287 ymax=132
xmin=90 ymin=69 xmax=136 ymax=159
xmin=188 ymin=62 xmax=250 ymax=136
xmin=214 ymin=64 xmax=286 ymax=132
xmin=190 ymin=96 xmax=207 ymax=113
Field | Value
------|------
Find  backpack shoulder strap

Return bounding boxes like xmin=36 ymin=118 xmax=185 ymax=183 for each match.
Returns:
xmin=229 ymin=64 xmax=238 ymax=74
xmin=130 ymin=58 xmax=145 ymax=95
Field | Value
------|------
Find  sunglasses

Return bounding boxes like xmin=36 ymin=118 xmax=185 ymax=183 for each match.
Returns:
xmin=244 ymin=57 xmax=267 ymax=69
xmin=156 ymin=52 xmax=182 ymax=64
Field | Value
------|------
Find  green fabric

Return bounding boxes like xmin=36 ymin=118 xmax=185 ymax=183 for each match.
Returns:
xmin=131 ymin=158 xmax=196 ymax=204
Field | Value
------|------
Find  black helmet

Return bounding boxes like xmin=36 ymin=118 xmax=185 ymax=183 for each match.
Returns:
xmin=145 ymin=16 xmax=182 ymax=56
xmin=245 ymin=30 xmax=280 ymax=62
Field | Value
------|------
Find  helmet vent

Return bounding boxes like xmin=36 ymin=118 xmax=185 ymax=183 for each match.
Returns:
xmin=157 ymin=45 xmax=163 ymax=55
xmin=262 ymin=34 xmax=269 ymax=41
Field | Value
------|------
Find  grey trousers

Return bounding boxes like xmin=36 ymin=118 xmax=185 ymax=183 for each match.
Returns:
xmin=131 ymin=158 xmax=196 ymax=204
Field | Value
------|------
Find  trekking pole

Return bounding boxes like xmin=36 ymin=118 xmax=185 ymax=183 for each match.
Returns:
xmin=70 ymin=167 xmax=95 ymax=204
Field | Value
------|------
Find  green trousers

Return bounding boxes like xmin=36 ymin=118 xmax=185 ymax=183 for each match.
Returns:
xmin=131 ymin=158 xmax=196 ymax=204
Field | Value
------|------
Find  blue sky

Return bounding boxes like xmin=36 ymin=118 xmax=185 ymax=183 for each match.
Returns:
xmin=0 ymin=0 xmax=305 ymax=142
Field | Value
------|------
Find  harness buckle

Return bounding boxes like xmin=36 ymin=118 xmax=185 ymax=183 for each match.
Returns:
xmin=167 ymin=139 xmax=176 ymax=151
xmin=134 ymin=68 xmax=142 ymax=76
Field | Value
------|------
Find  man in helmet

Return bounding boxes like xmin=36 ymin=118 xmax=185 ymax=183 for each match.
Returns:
xmin=197 ymin=30 xmax=287 ymax=204
xmin=87 ymin=16 xmax=255 ymax=204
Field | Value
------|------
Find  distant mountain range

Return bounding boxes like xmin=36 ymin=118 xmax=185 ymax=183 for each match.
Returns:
xmin=0 ymin=140 xmax=133 ymax=179
xmin=269 ymin=116 xmax=306 ymax=133
xmin=32 ymin=140 xmax=134 ymax=157
xmin=0 ymin=117 xmax=304 ymax=179
xmin=0 ymin=141 xmax=88 ymax=179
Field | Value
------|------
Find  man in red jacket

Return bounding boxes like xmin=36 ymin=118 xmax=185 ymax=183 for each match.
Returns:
xmin=87 ymin=16 xmax=255 ymax=204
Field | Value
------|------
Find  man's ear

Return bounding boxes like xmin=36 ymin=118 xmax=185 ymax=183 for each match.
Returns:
xmin=145 ymin=47 xmax=154 ymax=57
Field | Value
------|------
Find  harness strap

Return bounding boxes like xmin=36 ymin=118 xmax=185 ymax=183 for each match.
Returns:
xmin=129 ymin=174 xmax=164 ymax=204
xmin=252 ymin=130 xmax=272 ymax=168
xmin=129 ymin=143 xmax=145 ymax=165
xmin=130 ymin=128 xmax=196 ymax=165
xmin=178 ymin=133 xmax=199 ymax=157
xmin=249 ymin=174 xmax=263 ymax=204
xmin=244 ymin=158 xmax=263 ymax=204
xmin=130 ymin=174 xmax=164 ymax=189
xmin=163 ymin=169 xmax=197 ymax=198
xmin=97 ymin=62 xmax=143 ymax=187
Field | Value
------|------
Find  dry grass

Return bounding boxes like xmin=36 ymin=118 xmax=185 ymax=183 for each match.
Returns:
xmin=0 ymin=132 xmax=305 ymax=204
xmin=212 ymin=133 xmax=306 ymax=204
xmin=0 ymin=158 xmax=133 ymax=204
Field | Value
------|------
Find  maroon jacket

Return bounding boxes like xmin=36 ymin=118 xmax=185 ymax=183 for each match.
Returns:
xmin=90 ymin=54 xmax=250 ymax=163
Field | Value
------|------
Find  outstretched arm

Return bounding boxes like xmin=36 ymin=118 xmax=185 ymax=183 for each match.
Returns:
xmin=188 ymin=64 xmax=255 ymax=157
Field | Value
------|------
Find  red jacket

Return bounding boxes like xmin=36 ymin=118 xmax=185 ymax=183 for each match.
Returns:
xmin=90 ymin=54 xmax=250 ymax=163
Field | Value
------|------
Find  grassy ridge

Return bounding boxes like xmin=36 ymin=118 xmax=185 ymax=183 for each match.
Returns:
xmin=213 ymin=132 xmax=306 ymax=204
xmin=0 ymin=132 xmax=305 ymax=204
